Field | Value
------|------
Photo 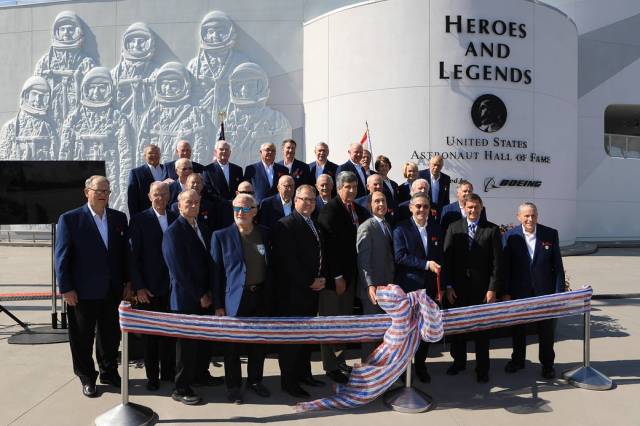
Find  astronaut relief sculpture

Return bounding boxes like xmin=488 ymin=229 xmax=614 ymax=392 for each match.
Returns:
xmin=0 ymin=9 xmax=292 ymax=214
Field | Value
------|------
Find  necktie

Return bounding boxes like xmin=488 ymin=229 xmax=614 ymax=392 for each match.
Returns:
xmin=346 ymin=203 xmax=358 ymax=227
xmin=381 ymin=219 xmax=393 ymax=248
xmin=304 ymin=216 xmax=322 ymax=277
xmin=468 ymin=222 xmax=477 ymax=249
xmin=193 ymin=223 xmax=205 ymax=247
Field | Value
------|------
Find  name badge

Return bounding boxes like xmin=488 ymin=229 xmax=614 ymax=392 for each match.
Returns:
xmin=256 ymin=244 xmax=266 ymax=256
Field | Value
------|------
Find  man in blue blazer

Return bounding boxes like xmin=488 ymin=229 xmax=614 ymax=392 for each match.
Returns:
xmin=336 ymin=142 xmax=367 ymax=198
xmin=502 ymin=202 xmax=565 ymax=379
xmin=211 ymin=193 xmax=274 ymax=403
xmin=278 ymin=138 xmax=312 ymax=188
xmin=440 ymin=180 xmax=487 ymax=231
xmin=55 ymin=175 xmax=130 ymax=398
xmin=257 ymin=175 xmax=294 ymax=229
xmin=314 ymin=173 xmax=334 ymax=217
xmin=243 ymin=142 xmax=289 ymax=203
xmin=396 ymin=178 xmax=430 ymax=224
xmin=162 ymin=189 xmax=221 ymax=405
xmin=393 ymin=192 xmax=443 ymax=383
xmin=128 ymin=181 xmax=178 ymax=391
xmin=164 ymin=140 xmax=204 ymax=179
xmin=127 ymin=144 xmax=168 ymax=216
xmin=309 ymin=142 xmax=338 ymax=188
xmin=418 ymin=155 xmax=450 ymax=215
xmin=202 ymin=140 xmax=243 ymax=200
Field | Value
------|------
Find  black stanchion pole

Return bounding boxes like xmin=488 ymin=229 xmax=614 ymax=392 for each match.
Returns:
xmin=50 ymin=224 xmax=58 ymax=329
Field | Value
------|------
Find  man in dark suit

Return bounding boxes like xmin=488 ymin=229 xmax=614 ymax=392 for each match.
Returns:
xmin=128 ymin=181 xmax=178 ymax=391
xmin=168 ymin=158 xmax=193 ymax=205
xmin=243 ymin=142 xmax=289 ymax=203
xmin=356 ymin=191 xmax=395 ymax=361
xmin=127 ymin=144 xmax=168 ymax=216
xmin=278 ymin=138 xmax=311 ymax=188
xmin=309 ymin=142 xmax=338 ymax=187
xmin=273 ymin=184 xmax=329 ymax=398
xmin=164 ymin=140 xmax=204 ymax=179
xmin=202 ymin=140 xmax=243 ymax=200
xmin=419 ymin=155 xmax=450 ymax=215
xmin=355 ymin=174 xmax=393 ymax=225
xmin=55 ymin=175 xmax=130 ymax=398
xmin=162 ymin=189 xmax=221 ymax=405
xmin=317 ymin=171 xmax=370 ymax=383
xmin=336 ymin=142 xmax=367 ymax=198
xmin=211 ymin=193 xmax=273 ymax=404
xmin=314 ymin=173 xmax=334 ymax=215
xmin=258 ymin=175 xmax=294 ymax=229
xmin=393 ymin=192 xmax=443 ymax=383
xmin=396 ymin=178 xmax=429 ymax=224
xmin=502 ymin=202 xmax=565 ymax=379
xmin=440 ymin=180 xmax=487 ymax=231
xmin=444 ymin=193 xmax=502 ymax=383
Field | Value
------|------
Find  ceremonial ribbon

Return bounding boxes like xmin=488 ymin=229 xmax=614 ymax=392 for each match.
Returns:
xmin=119 ymin=285 xmax=592 ymax=412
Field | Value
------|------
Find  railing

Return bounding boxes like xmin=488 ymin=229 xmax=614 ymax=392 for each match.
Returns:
xmin=604 ymin=133 xmax=640 ymax=159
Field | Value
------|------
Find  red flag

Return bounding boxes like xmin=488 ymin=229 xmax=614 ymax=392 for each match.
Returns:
xmin=359 ymin=129 xmax=368 ymax=145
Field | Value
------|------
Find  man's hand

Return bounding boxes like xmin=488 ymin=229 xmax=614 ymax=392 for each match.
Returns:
xmin=485 ymin=290 xmax=497 ymax=304
xmin=309 ymin=277 xmax=326 ymax=291
xmin=63 ymin=290 xmax=78 ymax=307
xmin=501 ymin=294 xmax=512 ymax=301
xmin=122 ymin=282 xmax=134 ymax=301
xmin=446 ymin=287 xmax=457 ymax=305
xmin=215 ymin=308 xmax=225 ymax=316
xmin=335 ymin=277 xmax=347 ymax=295
xmin=136 ymin=288 xmax=154 ymax=304
xmin=368 ymin=286 xmax=378 ymax=305
xmin=200 ymin=294 xmax=212 ymax=309
xmin=428 ymin=261 xmax=441 ymax=274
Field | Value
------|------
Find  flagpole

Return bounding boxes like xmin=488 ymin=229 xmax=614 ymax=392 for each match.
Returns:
xmin=365 ymin=121 xmax=373 ymax=160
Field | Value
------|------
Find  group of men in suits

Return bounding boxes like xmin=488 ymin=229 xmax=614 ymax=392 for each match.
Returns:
xmin=55 ymin=139 xmax=566 ymax=405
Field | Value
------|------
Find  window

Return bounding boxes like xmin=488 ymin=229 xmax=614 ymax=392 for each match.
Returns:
xmin=604 ymin=104 xmax=640 ymax=159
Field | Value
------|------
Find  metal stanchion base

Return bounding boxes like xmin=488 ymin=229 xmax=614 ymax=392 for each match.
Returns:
xmin=95 ymin=402 xmax=156 ymax=426
xmin=384 ymin=386 xmax=434 ymax=413
xmin=562 ymin=366 xmax=614 ymax=390
xmin=8 ymin=326 xmax=69 ymax=345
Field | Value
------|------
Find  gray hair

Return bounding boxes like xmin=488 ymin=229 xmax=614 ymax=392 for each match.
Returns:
xmin=336 ymin=171 xmax=357 ymax=189
xmin=175 ymin=158 xmax=192 ymax=170
xmin=149 ymin=181 xmax=169 ymax=194
xmin=410 ymin=178 xmax=429 ymax=194
xmin=177 ymin=188 xmax=199 ymax=202
xmin=295 ymin=184 xmax=317 ymax=197
xmin=85 ymin=175 xmax=109 ymax=189
xmin=410 ymin=191 xmax=430 ymax=206
xmin=233 ymin=193 xmax=257 ymax=208
xmin=518 ymin=202 xmax=538 ymax=213
xmin=316 ymin=173 xmax=334 ymax=187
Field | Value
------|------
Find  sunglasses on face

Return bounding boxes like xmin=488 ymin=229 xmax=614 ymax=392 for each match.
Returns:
xmin=232 ymin=206 xmax=255 ymax=213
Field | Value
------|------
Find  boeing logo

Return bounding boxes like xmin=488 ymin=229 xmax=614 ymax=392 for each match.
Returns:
xmin=483 ymin=177 xmax=542 ymax=192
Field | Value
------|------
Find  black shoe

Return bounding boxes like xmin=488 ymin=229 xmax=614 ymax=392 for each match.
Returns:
xmin=326 ymin=369 xmax=349 ymax=384
xmin=476 ymin=372 xmax=489 ymax=383
xmin=299 ymin=376 xmax=325 ymax=387
xmin=146 ymin=379 xmax=160 ymax=391
xmin=247 ymin=382 xmax=270 ymax=397
xmin=227 ymin=388 xmax=243 ymax=404
xmin=337 ymin=361 xmax=353 ymax=374
xmin=415 ymin=365 xmax=431 ymax=383
xmin=193 ymin=374 xmax=224 ymax=387
xmin=282 ymin=385 xmax=310 ymax=398
xmin=446 ymin=363 xmax=466 ymax=375
xmin=82 ymin=383 xmax=98 ymax=398
xmin=172 ymin=389 xmax=201 ymax=405
xmin=99 ymin=373 xmax=122 ymax=388
xmin=504 ymin=360 xmax=525 ymax=374
xmin=542 ymin=367 xmax=556 ymax=379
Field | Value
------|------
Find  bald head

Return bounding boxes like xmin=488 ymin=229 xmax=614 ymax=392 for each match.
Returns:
xmin=277 ymin=175 xmax=295 ymax=203
xmin=348 ymin=143 xmax=363 ymax=163
xmin=366 ymin=173 xmax=383 ymax=193
xmin=175 ymin=140 xmax=192 ymax=159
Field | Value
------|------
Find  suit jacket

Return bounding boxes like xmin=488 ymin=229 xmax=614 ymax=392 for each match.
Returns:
xmin=354 ymin=194 xmax=391 ymax=225
xmin=162 ymin=215 xmax=213 ymax=312
xmin=336 ymin=160 xmax=367 ymax=198
xmin=383 ymin=178 xmax=400 ymax=202
xmin=317 ymin=196 xmax=370 ymax=287
xmin=170 ymin=195 xmax=233 ymax=242
xmin=168 ymin=180 xmax=184 ymax=206
xmin=127 ymin=164 xmax=168 ymax=216
xmin=243 ymin=161 xmax=289 ymax=203
xmin=211 ymin=224 xmax=273 ymax=316
xmin=502 ymin=224 xmax=565 ymax=299
xmin=272 ymin=211 xmax=328 ymax=314
xmin=419 ymin=170 xmax=451 ymax=211
xmin=202 ymin=161 xmax=243 ymax=200
xmin=309 ymin=160 xmax=338 ymax=184
xmin=443 ymin=217 xmax=503 ymax=306
xmin=440 ymin=202 xmax=488 ymax=231
xmin=55 ymin=205 xmax=129 ymax=300
xmin=128 ymin=207 xmax=178 ymax=296
xmin=164 ymin=159 xmax=204 ymax=180
xmin=397 ymin=181 xmax=412 ymax=204
xmin=356 ymin=217 xmax=395 ymax=301
xmin=258 ymin=194 xmax=289 ymax=229
xmin=278 ymin=159 xmax=311 ymax=188
xmin=393 ymin=218 xmax=443 ymax=296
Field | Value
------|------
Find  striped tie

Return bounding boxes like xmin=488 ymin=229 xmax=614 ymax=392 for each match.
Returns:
xmin=305 ymin=216 xmax=322 ymax=277
xmin=468 ymin=222 xmax=477 ymax=249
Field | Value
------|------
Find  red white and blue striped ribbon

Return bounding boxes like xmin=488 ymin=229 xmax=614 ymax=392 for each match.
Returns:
xmin=118 ymin=285 xmax=592 ymax=411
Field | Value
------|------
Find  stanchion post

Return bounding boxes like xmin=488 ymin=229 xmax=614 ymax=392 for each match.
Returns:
xmin=50 ymin=224 xmax=58 ymax=329
xmin=562 ymin=311 xmax=613 ymax=390
xmin=94 ymin=330 xmax=155 ymax=425
xmin=383 ymin=360 xmax=433 ymax=413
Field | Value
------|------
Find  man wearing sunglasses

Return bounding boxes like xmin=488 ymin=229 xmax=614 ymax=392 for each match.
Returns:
xmin=211 ymin=193 xmax=273 ymax=404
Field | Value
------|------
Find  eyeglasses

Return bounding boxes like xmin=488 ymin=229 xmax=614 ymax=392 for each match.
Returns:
xmin=411 ymin=203 xmax=430 ymax=210
xmin=296 ymin=197 xmax=316 ymax=203
xmin=238 ymin=190 xmax=254 ymax=195
xmin=88 ymin=188 xmax=111 ymax=195
xmin=232 ymin=206 xmax=255 ymax=213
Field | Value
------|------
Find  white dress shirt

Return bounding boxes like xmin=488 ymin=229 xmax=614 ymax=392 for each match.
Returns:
xmin=412 ymin=217 xmax=430 ymax=270
xmin=523 ymin=225 xmax=537 ymax=259
xmin=87 ymin=203 xmax=108 ymax=248
xmin=219 ymin=162 xmax=230 ymax=185
xmin=154 ymin=208 xmax=169 ymax=233
xmin=431 ymin=173 xmax=440 ymax=203
xmin=148 ymin=163 xmax=165 ymax=181
xmin=459 ymin=202 xmax=467 ymax=218
xmin=262 ymin=161 xmax=274 ymax=186
xmin=283 ymin=160 xmax=294 ymax=173
xmin=351 ymin=160 xmax=366 ymax=187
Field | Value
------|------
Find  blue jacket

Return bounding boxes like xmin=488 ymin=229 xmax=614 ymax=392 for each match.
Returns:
xmin=502 ymin=224 xmax=565 ymax=299
xmin=278 ymin=159 xmax=311 ymax=188
xmin=164 ymin=160 xmax=204 ymax=180
xmin=210 ymin=224 xmax=273 ymax=316
xmin=336 ymin=160 xmax=367 ymax=198
xmin=202 ymin=161 xmax=243 ymax=200
xmin=258 ymin=194 xmax=288 ymax=229
xmin=127 ymin=164 xmax=168 ymax=216
xmin=393 ymin=218 xmax=443 ymax=295
xmin=55 ymin=205 xmax=129 ymax=299
xmin=128 ymin=207 xmax=178 ymax=296
xmin=162 ymin=215 xmax=213 ymax=312
xmin=309 ymin=160 xmax=338 ymax=185
xmin=243 ymin=161 xmax=289 ymax=203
